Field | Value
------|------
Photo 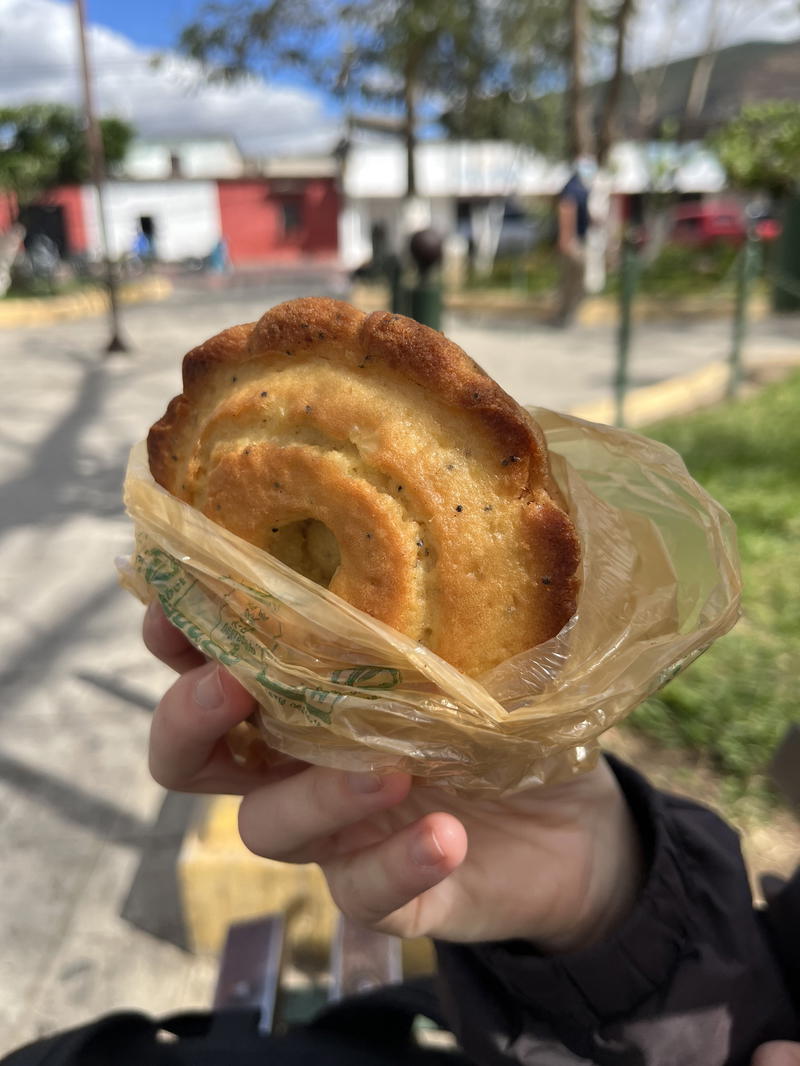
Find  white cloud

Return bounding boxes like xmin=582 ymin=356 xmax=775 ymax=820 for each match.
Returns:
xmin=627 ymin=0 xmax=800 ymax=71
xmin=0 ymin=0 xmax=341 ymax=155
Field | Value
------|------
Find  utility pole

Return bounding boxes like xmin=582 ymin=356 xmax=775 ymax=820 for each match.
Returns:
xmin=75 ymin=0 xmax=128 ymax=353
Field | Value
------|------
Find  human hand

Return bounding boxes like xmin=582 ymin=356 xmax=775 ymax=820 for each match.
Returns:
xmin=144 ymin=603 xmax=643 ymax=951
xmin=752 ymin=1044 xmax=800 ymax=1065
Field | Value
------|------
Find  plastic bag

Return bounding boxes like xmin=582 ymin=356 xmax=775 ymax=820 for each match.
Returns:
xmin=119 ymin=408 xmax=740 ymax=795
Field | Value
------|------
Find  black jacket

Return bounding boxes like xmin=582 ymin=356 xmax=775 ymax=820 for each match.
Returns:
xmin=435 ymin=757 xmax=800 ymax=1065
xmin=4 ymin=759 xmax=798 ymax=1065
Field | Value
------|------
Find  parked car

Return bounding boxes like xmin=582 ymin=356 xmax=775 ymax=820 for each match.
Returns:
xmin=670 ymin=202 xmax=746 ymax=246
xmin=495 ymin=203 xmax=542 ymax=257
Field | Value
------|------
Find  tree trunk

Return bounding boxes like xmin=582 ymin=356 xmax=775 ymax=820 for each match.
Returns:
xmin=566 ymin=0 xmax=592 ymax=160
xmin=596 ymin=0 xmax=635 ymax=167
xmin=684 ymin=0 xmax=722 ymax=134
xmin=684 ymin=51 xmax=716 ymax=130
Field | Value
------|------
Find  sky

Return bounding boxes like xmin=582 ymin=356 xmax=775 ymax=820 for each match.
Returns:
xmin=0 ymin=0 xmax=341 ymax=156
xmin=1 ymin=0 xmax=799 ymax=159
xmin=78 ymin=1 xmax=204 ymax=51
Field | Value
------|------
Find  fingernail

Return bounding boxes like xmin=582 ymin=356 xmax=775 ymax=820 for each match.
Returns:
xmin=347 ymin=772 xmax=384 ymax=794
xmin=411 ymin=828 xmax=445 ymax=868
xmin=194 ymin=666 xmax=225 ymax=710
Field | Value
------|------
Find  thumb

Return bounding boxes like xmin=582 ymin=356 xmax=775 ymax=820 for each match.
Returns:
xmin=752 ymin=1043 xmax=800 ymax=1066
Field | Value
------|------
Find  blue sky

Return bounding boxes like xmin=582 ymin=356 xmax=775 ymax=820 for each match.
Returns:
xmin=86 ymin=0 xmax=202 ymax=51
xmin=84 ymin=0 xmax=327 ymax=99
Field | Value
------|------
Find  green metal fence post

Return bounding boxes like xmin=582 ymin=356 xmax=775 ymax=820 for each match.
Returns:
xmin=614 ymin=234 xmax=639 ymax=427
xmin=407 ymin=229 xmax=443 ymax=330
xmin=773 ymin=196 xmax=800 ymax=313
xmin=729 ymin=234 xmax=759 ymax=399
xmin=410 ymin=282 xmax=442 ymax=331
xmin=387 ymin=257 xmax=409 ymax=316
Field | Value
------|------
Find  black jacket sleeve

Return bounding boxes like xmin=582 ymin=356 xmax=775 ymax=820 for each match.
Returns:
xmin=434 ymin=757 xmax=799 ymax=1066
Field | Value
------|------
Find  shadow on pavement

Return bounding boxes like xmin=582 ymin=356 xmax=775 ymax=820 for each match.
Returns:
xmin=0 ymin=749 xmax=151 ymax=842
xmin=0 ymin=579 xmax=121 ymax=698
xmin=120 ymin=791 xmax=198 ymax=951
xmin=0 ymin=356 xmax=128 ymax=536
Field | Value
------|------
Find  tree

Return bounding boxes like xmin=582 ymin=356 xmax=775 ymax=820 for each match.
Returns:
xmin=180 ymin=0 xmax=494 ymax=198
xmin=439 ymin=91 xmax=567 ymax=158
xmin=0 ymin=104 xmax=132 ymax=214
xmin=440 ymin=0 xmax=570 ymax=157
xmin=445 ymin=0 xmax=635 ymax=164
xmin=595 ymin=0 xmax=636 ymax=166
xmin=710 ymin=101 xmax=800 ymax=198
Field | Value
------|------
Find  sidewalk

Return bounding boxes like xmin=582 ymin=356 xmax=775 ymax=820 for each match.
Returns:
xmin=0 ymin=287 xmax=797 ymax=1052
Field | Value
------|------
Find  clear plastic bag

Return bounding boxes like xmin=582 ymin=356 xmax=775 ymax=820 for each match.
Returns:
xmin=119 ymin=408 xmax=740 ymax=795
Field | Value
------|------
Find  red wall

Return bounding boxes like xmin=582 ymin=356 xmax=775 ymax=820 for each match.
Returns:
xmin=51 ymin=186 xmax=87 ymax=254
xmin=0 ymin=193 xmax=14 ymax=231
xmin=217 ymin=178 xmax=339 ymax=265
xmin=303 ymin=179 xmax=339 ymax=254
xmin=0 ymin=187 xmax=86 ymax=254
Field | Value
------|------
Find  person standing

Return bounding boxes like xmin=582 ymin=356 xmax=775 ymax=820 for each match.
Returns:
xmin=554 ymin=157 xmax=596 ymax=327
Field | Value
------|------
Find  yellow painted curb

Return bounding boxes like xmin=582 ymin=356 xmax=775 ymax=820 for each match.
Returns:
xmin=178 ymin=794 xmax=436 ymax=974
xmin=569 ymin=360 xmax=731 ymax=428
xmin=577 ymin=291 xmax=769 ymax=327
xmin=351 ymin=283 xmax=769 ymax=326
xmin=0 ymin=275 xmax=172 ymax=328
xmin=179 ymin=794 xmax=337 ymax=960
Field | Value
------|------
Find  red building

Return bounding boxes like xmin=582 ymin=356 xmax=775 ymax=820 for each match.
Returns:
xmin=0 ymin=187 xmax=88 ymax=259
xmin=217 ymin=177 xmax=339 ymax=265
xmin=1 ymin=175 xmax=340 ymax=266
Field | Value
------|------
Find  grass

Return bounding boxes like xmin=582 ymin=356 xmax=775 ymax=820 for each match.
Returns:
xmin=467 ymin=249 xmax=559 ymax=295
xmin=628 ymin=370 xmax=800 ymax=802
xmin=2 ymin=276 xmax=100 ymax=300
xmin=473 ymin=241 xmax=748 ymax=301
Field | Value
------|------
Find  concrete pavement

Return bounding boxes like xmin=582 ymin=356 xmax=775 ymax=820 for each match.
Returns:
xmin=0 ymin=280 xmax=798 ymax=1052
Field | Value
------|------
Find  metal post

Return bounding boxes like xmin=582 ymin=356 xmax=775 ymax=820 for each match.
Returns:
xmin=407 ymin=229 xmax=443 ymax=329
xmin=614 ymin=234 xmax=638 ymax=427
xmin=410 ymin=282 xmax=442 ymax=331
xmin=728 ymin=235 xmax=757 ymax=398
xmin=75 ymin=0 xmax=128 ymax=354
xmin=387 ymin=256 xmax=408 ymax=316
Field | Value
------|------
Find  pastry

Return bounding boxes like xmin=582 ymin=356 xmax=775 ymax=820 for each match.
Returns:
xmin=148 ymin=298 xmax=580 ymax=676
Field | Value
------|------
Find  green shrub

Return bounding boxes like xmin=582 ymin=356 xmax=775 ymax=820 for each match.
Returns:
xmin=607 ymin=241 xmax=742 ymax=298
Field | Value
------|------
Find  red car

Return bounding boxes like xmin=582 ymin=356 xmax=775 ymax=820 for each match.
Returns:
xmin=670 ymin=202 xmax=746 ymax=246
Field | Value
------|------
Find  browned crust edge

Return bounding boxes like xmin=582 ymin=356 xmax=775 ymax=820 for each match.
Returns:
xmin=149 ymin=298 xmax=558 ymax=500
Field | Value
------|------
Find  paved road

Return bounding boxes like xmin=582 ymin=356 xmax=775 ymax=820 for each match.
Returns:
xmin=0 ymin=277 xmax=797 ymax=1051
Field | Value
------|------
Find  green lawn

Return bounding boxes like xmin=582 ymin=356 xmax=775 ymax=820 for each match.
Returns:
xmin=629 ymin=369 xmax=800 ymax=800
xmin=1 ymin=277 xmax=100 ymax=300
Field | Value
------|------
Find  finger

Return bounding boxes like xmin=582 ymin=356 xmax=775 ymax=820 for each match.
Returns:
xmin=238 ymin=766 xmax=412 ymax=863
xmin=143 ymin=601 xmax=206 ymax=675
xmin=325 ymin=811 xmax=467 ymax=929
xmin=752 ymin=1043 xmax=800 ymax=1066
xmin=149 ymin=661 xmax=261 ymax=793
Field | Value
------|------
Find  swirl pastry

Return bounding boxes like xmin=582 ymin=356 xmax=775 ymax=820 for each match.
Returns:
xmin=148 ymin=298 xmax=580 ymax=677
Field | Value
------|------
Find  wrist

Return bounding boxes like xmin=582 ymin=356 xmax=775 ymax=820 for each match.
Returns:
xmin=537 ymin=763 xmax=645 ymax=954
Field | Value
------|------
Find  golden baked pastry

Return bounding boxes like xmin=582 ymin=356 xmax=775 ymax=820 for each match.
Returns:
xmin=148 ymin=298 xmax=580 ymax=677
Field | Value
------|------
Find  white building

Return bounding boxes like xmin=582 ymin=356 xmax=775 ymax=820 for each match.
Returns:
xmin=337 ymin=138 xmax=727 ymax=269
xmin=120 ymin=136 xmax=246 ymax=181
